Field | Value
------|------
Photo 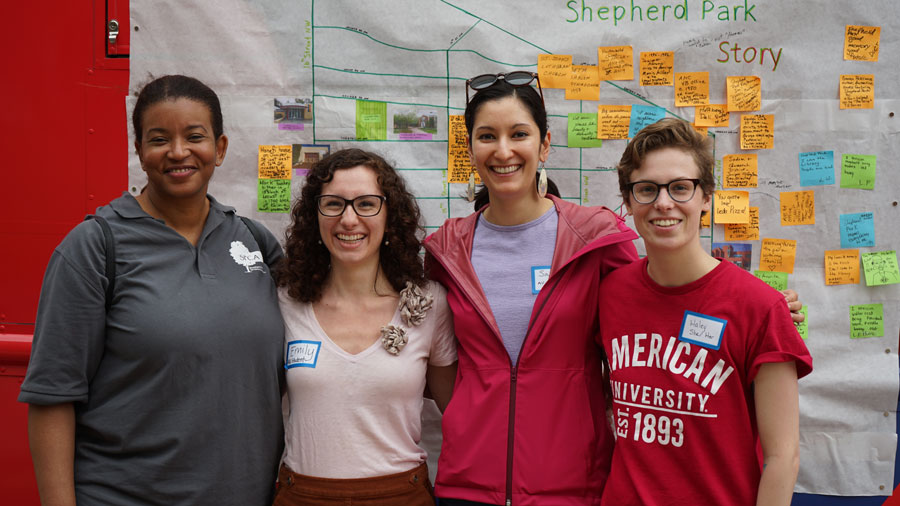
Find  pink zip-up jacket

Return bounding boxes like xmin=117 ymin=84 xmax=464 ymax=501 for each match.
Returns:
xmin=424 ymin=196 xmax=639 ymax=506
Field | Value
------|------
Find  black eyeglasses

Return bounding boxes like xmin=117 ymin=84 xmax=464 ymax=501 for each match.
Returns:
xmin=316 ymin=194 xmax=386 ymax=217
xmin=465 ymin=71 xmax=544 ymax=105
xmin=627 ymin=179 xmax=701 ymax=204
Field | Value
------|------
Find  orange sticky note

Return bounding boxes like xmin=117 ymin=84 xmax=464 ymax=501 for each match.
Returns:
xmin=538 ymin=54 xmax=572 ymax=89
xmin=760 ymin=238 xmax=797 ymax=274
xmin=780 ymin=190 xmax=815 ymax=226
xmin=693 ymin=125 xmax=709 ymax=136
xmin=723 ymin=154 xmax=758 ymax=188
xmin=695 ymin=104 xmax=729 ymax=127
xmin=740 ymin=114 xmax=774 ymax=150
xmin=701 ymin=211 xmax=711 ymax=229
xmin=844 ymin=25 xmax=880 ymax=61
xmin=598 ymin=46 xmax=634 ymax=80
xmin=825 ymin=249 xmax=860 ymax=285
xmin=674 ymin=72 xmax=709 ymax=107
xmin=447 ymin=115 xmax=479 ymax=184
xmin=726 ymin=76 xmax=761 ymax=112
xmin=714 ymin=190 xmax=750 ymax=224
xmin=597 ymin=105 xmax=631 ymax=139
xmin=566 ymin=65 xmax=601 ymax=100
xmin=639 ymin=51 xmax=674 ymax=86
xmin=840 ymin=75 xmax=874 ymax=109
xmin=725 ymin=207 xmax=759 ymax=241
xmin=257 ymin=145 xmax=293 ymax=179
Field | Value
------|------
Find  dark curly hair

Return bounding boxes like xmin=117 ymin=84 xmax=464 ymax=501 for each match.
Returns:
xmin=277 ymin=148 xmax=425 ymax=302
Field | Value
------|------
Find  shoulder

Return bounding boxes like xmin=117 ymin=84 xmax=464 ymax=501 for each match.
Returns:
xmin=425 ymin=213 xmax=478 ymax=249
xmin=717 ymin=261 xmax=784 ymax=303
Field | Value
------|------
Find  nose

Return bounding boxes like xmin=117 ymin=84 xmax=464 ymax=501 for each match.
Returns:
xmin=168 ymin=137 xmax=189 ymax=160
xmin=495 ymin=137 xmax=513 ymax=159
xmin=339 ymin=204 xmax=360 ymax=225
xmin=654 ymin=188 xmax=676 ymax=210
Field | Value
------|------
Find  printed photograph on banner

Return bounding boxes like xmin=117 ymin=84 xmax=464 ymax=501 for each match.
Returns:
xmin=711 ymin=242 xmax=751 ymax=271
xmin=292 ymin=144 xmax=331 ymax=176
xmin=390 ymin=106 xmax=438 ymax=140
xmin=274 ymin=97 xmax=313 ymax=131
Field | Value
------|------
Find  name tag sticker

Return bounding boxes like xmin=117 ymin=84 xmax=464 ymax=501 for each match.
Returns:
xmin=531 ymin=266 xmax=551 ymax=294
xmin=285 ymin=340 xmax=321 ymax=369
xmin=679 ymin=311 xmax=727 ymax=350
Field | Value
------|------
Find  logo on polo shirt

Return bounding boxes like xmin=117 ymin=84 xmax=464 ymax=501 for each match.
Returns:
xmin=229 ymin=241 xmax=266 ymax=273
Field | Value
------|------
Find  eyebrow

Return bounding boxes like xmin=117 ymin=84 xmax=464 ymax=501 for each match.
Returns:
xmin=145 ymin=124 xmax=209 ymax=135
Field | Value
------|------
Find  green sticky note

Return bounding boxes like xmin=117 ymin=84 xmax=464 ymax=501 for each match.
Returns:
xmin=849 ymin=303 xmax=884 ymax=338
xmin=840 ymin=154 xmax=876 ymax=190
xmin=356 ymin=100 xmax=387 ymax=140
xmin=754 ymin=270 xmax=788 ymax=291
xmin=795 ymin=306 xmax=808 ymax=340
xmin=257 ymin=179 xmax=291 ymax=213
xmin=567 ymin=113 xmax=604 ymax=148
xmin=861 ymin=250 xmax=900 ymax=286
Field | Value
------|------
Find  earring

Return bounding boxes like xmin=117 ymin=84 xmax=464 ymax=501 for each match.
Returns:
xmin=384 ymin=239 xmax=390 ymax=246
xmin=317 ymin=239 xmax=322 ymax=245
xmin=466 ymin=168 xmax=476 ymax=202
xmin=537 ymin=163 xmax=548 ymax=199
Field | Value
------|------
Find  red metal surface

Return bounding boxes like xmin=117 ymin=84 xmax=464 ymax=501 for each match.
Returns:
xmin=0 ymin=0 xmax=128 ymax=502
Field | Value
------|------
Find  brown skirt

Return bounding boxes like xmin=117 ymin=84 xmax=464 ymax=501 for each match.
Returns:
xmin=272 ymin=462 xmax=434 ymax=506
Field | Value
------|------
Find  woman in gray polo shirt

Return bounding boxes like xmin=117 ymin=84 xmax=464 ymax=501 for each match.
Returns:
xmin=19 ymin=75 xmax=285 ymax=505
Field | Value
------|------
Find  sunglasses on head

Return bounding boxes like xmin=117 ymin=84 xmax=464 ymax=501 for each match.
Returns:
xmin=465 ymin=71 xmax=544 ymax=105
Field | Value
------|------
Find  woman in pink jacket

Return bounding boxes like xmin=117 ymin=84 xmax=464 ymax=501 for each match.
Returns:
xmin=425 ymin=73 xmax=803 ymax=505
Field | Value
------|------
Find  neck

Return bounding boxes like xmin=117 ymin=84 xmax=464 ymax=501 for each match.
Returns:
xmin=137 ymin=188 xmax=210 ymax=228
xmin=644 ymin=241 xmax=721 ymax=287
xmin=325 ymin=257 xmax=396 ymax=300
xmin=483 ymin=192 xmax=554 ymax=226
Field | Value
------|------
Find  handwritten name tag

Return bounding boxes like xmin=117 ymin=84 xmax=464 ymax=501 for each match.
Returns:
xmin=531 ymin=266 xmax=551 ymax=294
xmin=678 ymin=311 xmax=727 ymax=350
xmin=285 ymin=340 xmax=321 ymax=369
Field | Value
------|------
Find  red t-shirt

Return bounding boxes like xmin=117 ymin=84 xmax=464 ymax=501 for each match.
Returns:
xmin=598 ymin=258 xmax=812 ymax=506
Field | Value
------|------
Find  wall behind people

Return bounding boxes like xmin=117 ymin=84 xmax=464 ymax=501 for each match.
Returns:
xmin=127 ymin=0 xmax=899 ymax=499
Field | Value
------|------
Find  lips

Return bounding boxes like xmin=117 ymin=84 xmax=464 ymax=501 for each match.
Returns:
xmin=651 ymin=218 xmax=681 ymax=227
xmin=336 ymin=233 xmax=365 ymax=242
xmin=164 ymin=165 xmax=196 ymax=176
xmin=490 ymin=164 xmax=521 ymax=174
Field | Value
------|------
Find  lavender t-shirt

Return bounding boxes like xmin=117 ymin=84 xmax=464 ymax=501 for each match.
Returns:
xmin=471 ymin=207 xmax=557 ymax=364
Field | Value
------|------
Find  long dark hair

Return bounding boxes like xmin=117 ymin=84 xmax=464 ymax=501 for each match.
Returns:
xmin=464 ymin=79 xmax=559 ymax=210
xmin=132 ymin=75 xmax=224 ymax=142
xmin=277 ymin=149 xmax=425 ymax=303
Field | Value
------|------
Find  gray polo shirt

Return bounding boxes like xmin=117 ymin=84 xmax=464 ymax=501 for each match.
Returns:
xmin=20 ymin=193 xmax=285 ymax=505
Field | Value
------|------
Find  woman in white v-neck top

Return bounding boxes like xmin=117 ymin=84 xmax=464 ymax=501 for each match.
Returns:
xmin=273 ymin=149 xmax=457 ymax=506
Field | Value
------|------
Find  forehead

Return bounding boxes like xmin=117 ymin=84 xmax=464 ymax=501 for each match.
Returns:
xmin=472 ymin=96 xmax=537 ymax=129
xmin=631 ymin=147 xmax=700 ymax=181
xmin=322 ymin=165 xmax=381 ymax=195
xmin=141 ymin=98 xmax=213 ymax=131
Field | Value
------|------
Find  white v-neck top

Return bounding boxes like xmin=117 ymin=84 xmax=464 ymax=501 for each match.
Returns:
xmin=278 ymin=281 xmax=457 ymax=478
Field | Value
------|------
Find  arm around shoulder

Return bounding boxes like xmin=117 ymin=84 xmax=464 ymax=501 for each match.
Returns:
xmin=754 ymin=361 xmax=800 ymax=506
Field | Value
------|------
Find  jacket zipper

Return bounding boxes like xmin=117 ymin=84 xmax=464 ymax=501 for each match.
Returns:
xmin=504 ymin=274 xmax=564 ymax=506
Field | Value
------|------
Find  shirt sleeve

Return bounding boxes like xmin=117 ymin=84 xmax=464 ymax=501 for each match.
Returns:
xmin=427 ymin=282 xmax=457 ymax=367
xmin=18 ymin=221 xmax=110 ymax=405
xmin=747 ymin=297 xmax=813 ymax=383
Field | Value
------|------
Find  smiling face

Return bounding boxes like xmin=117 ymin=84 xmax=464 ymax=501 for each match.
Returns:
xmin=625 ymin=147 xmax=711 ymax=258
xmin=317 ymin=165 xmax=387 ymax=270
xmin=468 ymin=96 xmax=550 ymax=204
xmin=135 ymin=98 xmax=227 ymax=203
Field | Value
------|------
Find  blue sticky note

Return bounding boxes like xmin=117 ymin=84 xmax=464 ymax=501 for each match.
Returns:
xmin=840 ymin=212 xmax=875 ymax=248
xmin=799 ymin=151 xmax=835 ymax=186
xmin=628 ymin=105 xmax=666 ymax=138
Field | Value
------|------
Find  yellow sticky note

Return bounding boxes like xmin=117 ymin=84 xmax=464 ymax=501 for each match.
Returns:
xmin=693 ymin=125 xmax=709 ymax=136
xmin=566 ymin=65 xmax=601 ymax=101
xmin=726 ymin=76 xmax=761 ymax=112
xmin=538 ymin=54 xmax=572 ymax=89
xmin=844 ymin=25 xmax=880 ymax=61
xmin=740 ymin=114 xmax=774 ymax=150
xmin=825 ymin=249 xmax=860 ymax=286
xmin=597 ymin=105 xmax=631 ymax=139
xmin=760 ymin=238 xmax=797 ymax=274
xmin=701 ymin=212 xmax=711 ymax=229
xmin=695 ymin=104 xmax=729 ymax=127
xmin=674 ymin=72 xmax=709 ymax=107
xmin=257 ymin=145 xmax=293 ymax=179
xmin=447 ymin=115 xmax=479 ymax=184
xmin=840 ymin=75 xmax=874 ymax=109
xmin=713 ymin=191 xmax=750 ymax=224
xmin=723 ymin=154 xmax=758 ymax=188
xmin=639 ymin=51 xmax=673 ymax=86
xmin=598 ymin=46 xmax=634 ymax=80
xmin=725 ymin=207 xmax=759 ymax=241
xmin=780 ymin=190 xmax=815 ymax=226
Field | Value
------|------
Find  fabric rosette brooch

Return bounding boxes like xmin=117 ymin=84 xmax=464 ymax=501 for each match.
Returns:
xmin=380 ymin=281 xmax=434 ymax=355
